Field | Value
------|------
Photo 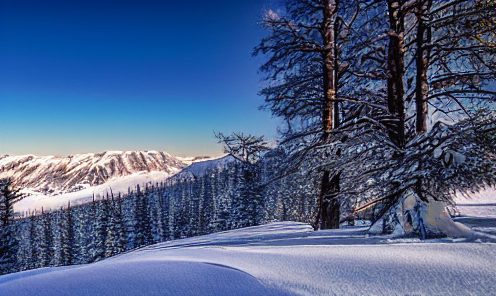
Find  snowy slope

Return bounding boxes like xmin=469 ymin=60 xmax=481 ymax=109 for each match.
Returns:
xmin=14 ymin=171 xmax=172 ymax=215
xmin=454 ymin=186 xmax=496 ymax=218
xmin=179 ymin=154 xmax=234 ymax=178
xmin=0 ymin=150 xmax=186 ymax=196
xmin=176 ymin=155 xmax=228 ymax=166
xmin=11 ymin=152 xmax=230 ymax=215
xmin=1 ymin=222 xmax=495 ymax=296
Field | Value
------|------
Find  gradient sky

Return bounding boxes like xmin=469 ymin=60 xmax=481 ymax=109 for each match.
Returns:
xmin=0 ymin=0 xmax=280 ymax=157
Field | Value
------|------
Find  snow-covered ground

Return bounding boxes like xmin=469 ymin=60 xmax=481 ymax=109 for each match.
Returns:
xmin=454 ymin=187 xmax=496 ymax=218
xmin=14 ymin=171 xmax=174 ymax=215
xmin=1 ymin=221 xmax=495 ymax=296
xmin=455 ymin=187 xmax=496 ymax=205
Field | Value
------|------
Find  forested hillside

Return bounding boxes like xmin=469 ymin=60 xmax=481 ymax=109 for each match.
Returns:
xmin=2 ymin=158 xmax=321 ymax=274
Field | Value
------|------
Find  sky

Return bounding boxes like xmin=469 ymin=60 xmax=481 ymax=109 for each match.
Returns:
xmin=0 ymin=0 xmax=280 ymax=157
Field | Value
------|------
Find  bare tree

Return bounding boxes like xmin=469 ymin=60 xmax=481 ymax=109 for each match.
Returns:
xmin=332 ymin=0 xmax=496 ymax=235
xmin=215 ymin=132 xmax=269 ymax=165
xmin=255 ymin=0 xmax=381 ymax=229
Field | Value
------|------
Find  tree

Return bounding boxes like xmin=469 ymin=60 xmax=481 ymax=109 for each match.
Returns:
xmin=133 ymin=185 xmax=153 ymax=247
xmin=60 ymin=202 xmax=76 ymax=266
xmin=216 ymin=132 xmax=268 ymax=227
xmin=28 ymin=212 xmax=40 ymax=269
xmin=114 ymin=192 xmax=128 ymax=253
xmin=0 ymin=178 xmax=23 ymax=274
xmin=328 ymin=0 xmax=496 ymax=236
xmin=39 ymin=208 xmax=54 ymax=267
xmin=255 ymin=0 xmax=496 ymax=236
xmin=255 ymin=0 xmax=382 ymax=229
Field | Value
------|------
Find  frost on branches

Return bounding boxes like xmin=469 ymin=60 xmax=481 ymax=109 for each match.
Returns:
xmin=255 ymin=0 xmax=496 ymax=236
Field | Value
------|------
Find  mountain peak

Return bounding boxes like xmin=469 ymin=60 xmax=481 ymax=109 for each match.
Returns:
xmin=0 ymin=150 xmax=187 ymax=196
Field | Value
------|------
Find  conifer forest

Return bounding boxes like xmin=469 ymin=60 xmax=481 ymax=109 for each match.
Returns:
xmin=0 ymin=158 xmax=320 ymax=274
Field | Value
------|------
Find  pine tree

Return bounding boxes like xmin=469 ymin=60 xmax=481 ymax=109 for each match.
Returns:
xmin=114 ymin=192 xmax=128 ymax=253
xmin=216 ymin=133 xmax=268 ymax=228
xmin=39 ymin=208 xmax=54 ymax=267
xmin=28 ymin=212 xmax=41 ymax=269
xmin=133 ymin=185 xmax=153 ymax=247
xmin=0 ymin=178 xmax=23 ymax=274
xmin=59 ymin=202 xmax=76 ymax=266
xmin=105 ymin=198 xmax=120 ymax=258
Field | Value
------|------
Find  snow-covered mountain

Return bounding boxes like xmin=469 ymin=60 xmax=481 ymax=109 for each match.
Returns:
xmin=1 ymin=151 xmax=231 ymax=214
xmin=0 ymin=150 xmax=186 ymax=196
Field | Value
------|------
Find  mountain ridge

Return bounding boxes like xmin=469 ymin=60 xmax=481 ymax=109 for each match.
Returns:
xmin=0 ymin=150 xmax=187 ymax=196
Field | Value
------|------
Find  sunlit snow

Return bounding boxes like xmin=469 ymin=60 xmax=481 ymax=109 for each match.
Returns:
xmin=1 ymin=222 xmax=495 ymax=296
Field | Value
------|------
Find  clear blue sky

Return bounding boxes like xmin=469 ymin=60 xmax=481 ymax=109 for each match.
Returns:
xmin=0 ymin=0 xmax=280 ymax=157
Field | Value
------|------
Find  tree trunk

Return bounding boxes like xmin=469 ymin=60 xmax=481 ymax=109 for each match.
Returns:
xmin=415 ymin=0 xmax=431 ymax=134
xmin=387 ymin=0 xmax=406 ymax=149
xmin=414 ymin=0 xmax=432 ymax=209
xmin=370 ymin=0 xmax=408 ymax=233
xmin=315 ymin=0 xmax=340 ymax=230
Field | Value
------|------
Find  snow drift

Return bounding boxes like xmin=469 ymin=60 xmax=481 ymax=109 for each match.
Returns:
xmin=1 ymin=221 xmax=495 ymax=296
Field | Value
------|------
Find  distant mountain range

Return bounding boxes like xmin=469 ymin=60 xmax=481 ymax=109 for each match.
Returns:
xmin=0 ymin=150 xmax=231 ymax=214
xmin=0 ymin=150 xmax=219 ymax=196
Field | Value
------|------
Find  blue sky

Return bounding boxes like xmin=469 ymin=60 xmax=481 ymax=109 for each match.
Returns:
xmin=0 ymin=0 xmax=280 ymax=157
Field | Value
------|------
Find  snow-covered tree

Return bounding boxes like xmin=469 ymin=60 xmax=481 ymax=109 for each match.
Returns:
xmin=133 ymin=185 xmax=153 ymax=248
xmin=39 ymin=208 xmax=54 ymax=267
xmin=326 ymin=0 xmax=496 ymax=236
xmin=59 ymin=202 xmax=76 ymax=266
xmin=216 ymin=133 xmax=268 ymax=227
xmin=0 ymin=179 xmax=24 ymax=274
xmin=255 ymin=0 xmax=384 ymax=229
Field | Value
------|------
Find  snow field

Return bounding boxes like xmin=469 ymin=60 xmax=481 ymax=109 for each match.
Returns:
xmin=1 ymin=222 xmax=495 ymax=296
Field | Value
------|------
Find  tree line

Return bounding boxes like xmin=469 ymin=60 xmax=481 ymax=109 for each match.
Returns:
xmin=0 ymin=156 xmax=320 ymax=275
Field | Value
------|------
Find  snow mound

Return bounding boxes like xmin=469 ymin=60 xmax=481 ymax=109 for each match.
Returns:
xmin=1 ymin=222 xmax=495 ymax=296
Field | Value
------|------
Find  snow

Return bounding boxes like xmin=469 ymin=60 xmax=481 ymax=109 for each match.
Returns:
xmin=180 ymin=155 xmax=234 ymax=177
xmin=1 ymin=221 xmax=495 ymax=296
xmin=422 ymin=200 xmax=474 ymax=237
xmin=176 ymin=154 xmax=228 ymax=166
xmin=14 ymin=171 xmax=173 ymax=215
xmin=454 ymin=186 xmax=496 ymax=218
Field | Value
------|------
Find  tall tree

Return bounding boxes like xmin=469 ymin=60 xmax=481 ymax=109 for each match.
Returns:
xmin=255 ymin=0 xmax=379 ymax=229
xmin=28 ymin=213 xmax=40 ymax=269
xmin=39 ymin=208 xmax=54 ymax=267
xmin=133 ymin=185 xmax=153 ymax=247
xmin=60 ymin=202 xmax=76 ymax=266
xmin=0 ymin=179 xmax=23 ymax=274
xmin=216 ymin=132 xmax=268 ymax=227
xmin=332 ymin=0 xmax=496 ymax=235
